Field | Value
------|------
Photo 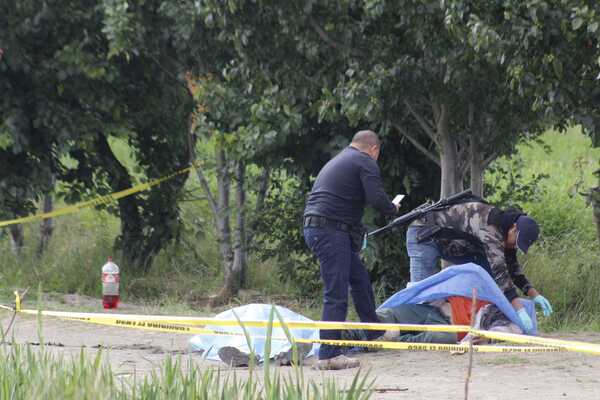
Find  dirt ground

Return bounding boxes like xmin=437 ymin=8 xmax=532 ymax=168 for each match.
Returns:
xmin=1 ymin=295 xmax=600 ymax=400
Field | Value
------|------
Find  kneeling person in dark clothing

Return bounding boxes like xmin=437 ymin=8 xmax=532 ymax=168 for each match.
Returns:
xmin=406 ymin=200 xmax=553 ymax=334
xmin=303 ymin=130 xmax=398 ymax=370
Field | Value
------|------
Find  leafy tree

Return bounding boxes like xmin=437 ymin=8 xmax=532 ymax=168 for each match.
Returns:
xmin=447 ymin=0 xmax=600 ymax=144
xmin=176 ymin=1 xmax=546 ymax=203
xmin=306 ymin=1 xmax=546 ymax=197
xmin=448 ymin=0 xmax=600 ymax=241
xmin=0 ymin=0 xmax=194 ymax=270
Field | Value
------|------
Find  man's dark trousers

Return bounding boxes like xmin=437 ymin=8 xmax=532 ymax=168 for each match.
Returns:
xmin=303 ymin=226 xmax=382 ymax=360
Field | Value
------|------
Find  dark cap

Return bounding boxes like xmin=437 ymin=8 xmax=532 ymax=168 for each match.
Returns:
xmin=516 ymin=215 xmax=539 ymax=253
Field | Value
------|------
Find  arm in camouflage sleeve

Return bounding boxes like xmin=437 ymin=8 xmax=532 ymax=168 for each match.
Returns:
xmin=505 ymin=249 xmax=534 ymax=295
xmin=470 ymin=222 xmax=519 ymax=301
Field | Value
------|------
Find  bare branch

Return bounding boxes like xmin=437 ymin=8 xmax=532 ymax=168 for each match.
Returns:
xmin=188 ymin=133 xmax=219 ymax=218
xmin=392 ymin=122 xmax=441 ymax=166
xmin=458 ymin=146 xmax=471 ymax=175
xmin=307 ymin=16 xmax=366 ymax=58
xmin=456 ymin=135 xmax=471 ymax=175
xmin=482 ymin=151 xmax=500 ymax=169
xmin=431 ymin=102 xmax=441 ymax=123
xmin=255 ymin=168 xmax=270 ymax=214
xmin=404 ymin=100 xmax=439 ymax=145
xmin=193 ymin=166 xmax=219 ymax=218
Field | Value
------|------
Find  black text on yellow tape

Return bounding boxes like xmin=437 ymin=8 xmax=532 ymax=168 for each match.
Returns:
xmin=13 ymin=308 xmax=470 ymax=333
xmin=4 ymin=306 xmax=580 ymax=355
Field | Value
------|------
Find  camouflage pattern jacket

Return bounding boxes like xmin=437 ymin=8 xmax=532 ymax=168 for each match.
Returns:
xmin=413 ymin=201 xmax=533 ymax=301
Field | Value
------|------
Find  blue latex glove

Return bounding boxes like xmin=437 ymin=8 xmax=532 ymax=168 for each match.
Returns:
xmin=517 ymin=308 xmax=534 ymax=334
xmin=533 ymin=295 xmax=553 ymax=316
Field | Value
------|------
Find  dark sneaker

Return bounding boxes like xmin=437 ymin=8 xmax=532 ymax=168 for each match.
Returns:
xmin=274 ymin=343 xmax=313 ymax=366
xmin=217 ymin=346 xmax=258 ymax=367
xmin=312 ymin=354 xmax=360 ymax=370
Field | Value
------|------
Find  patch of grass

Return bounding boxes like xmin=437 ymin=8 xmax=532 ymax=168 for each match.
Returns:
xmin=0 ymin=343 xmax=373 ymax=399
xmin=517 ymin=128 xmax=599 ymax=241
xmin=481 ymin=355 xmax=530 ymax=366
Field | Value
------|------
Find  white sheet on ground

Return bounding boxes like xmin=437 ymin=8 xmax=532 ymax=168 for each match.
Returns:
xmin=189 ymin=303 xmax=319 ymax=362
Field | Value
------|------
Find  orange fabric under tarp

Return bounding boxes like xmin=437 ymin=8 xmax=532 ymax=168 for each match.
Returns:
xmin=448 ymin=296 xmax=490 ymax=341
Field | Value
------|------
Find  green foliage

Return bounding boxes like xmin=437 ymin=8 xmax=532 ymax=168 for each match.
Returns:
xmin=484 ymin=154 xmax=549 ymax=209
xmin=0 ymin=0 xmax=195 ymax=271
xmin=252 ymin=172 xmax=321 ymax=296
xmin=511 ymin=129 xmax=600 ymax=241
xmin=525 ymin=233 xmax=600 ymax=331
xmin=451 ymin=0 xmax=600 ymax=145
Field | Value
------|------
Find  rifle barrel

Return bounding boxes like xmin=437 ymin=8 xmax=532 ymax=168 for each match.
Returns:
xmin=366 ymin=188 xmax=473 ymax=237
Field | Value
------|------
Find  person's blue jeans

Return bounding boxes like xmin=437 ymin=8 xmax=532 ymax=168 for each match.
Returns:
xmin=406 ymin=225 xmax=441 ymax=284
xmin=304 ymin=226 xmax=382 ymax=360
xmin=406 ymin=225 xmax=494 ymax=284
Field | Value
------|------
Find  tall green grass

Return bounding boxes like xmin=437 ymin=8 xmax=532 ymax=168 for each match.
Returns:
xmin=0 ymin=344 xmax=373 ymax=400
xmin=0 ymin=303 xmax=373 ymax=400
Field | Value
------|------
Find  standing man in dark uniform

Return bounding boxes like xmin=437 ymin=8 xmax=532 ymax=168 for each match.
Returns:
xmin=303 ymin=130 xmax=398 ymax=370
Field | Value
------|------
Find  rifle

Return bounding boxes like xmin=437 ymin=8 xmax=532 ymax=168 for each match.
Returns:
xmin=368 ymin=189 xmax=474 ymax=237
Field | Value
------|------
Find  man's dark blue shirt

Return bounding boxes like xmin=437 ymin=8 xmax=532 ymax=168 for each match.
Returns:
xmin=304 ymin=146 xmax=396 ymax=226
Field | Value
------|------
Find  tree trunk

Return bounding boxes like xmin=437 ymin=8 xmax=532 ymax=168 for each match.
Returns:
xmin=9 ymin=224 xmax=24 ymax=256
xmin=246 ymin=167 xmax=270 ymax=251
xmin=233 ymin=162 xmax=248 ymax=288
xmin=37 ymin=194 xmax=54 ymax=256
xmin=469 ymin=132 xmax=485 ymax=197
xmin=591 ymin=169 xmax=600 ymax=247
xmin=255 ymin=168 xmax=270 ymax=214
xmin=437 ymin=104 xmax=461 ymax=198
xmin=592 ymin=188 xmax=600 ymax=248
xmin=95 ymin=133 xmax=145 ymax=270
xmin=210 ymin=147 xmax=236 ymax=306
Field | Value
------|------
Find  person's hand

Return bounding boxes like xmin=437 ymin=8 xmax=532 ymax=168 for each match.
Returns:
xmin=533 ymin=295 xmax=553 ymax=316
xmin=510 ymin=297 xmax=523 ymax=310
xmin=517 ymin=308 xmax=534 ymax=334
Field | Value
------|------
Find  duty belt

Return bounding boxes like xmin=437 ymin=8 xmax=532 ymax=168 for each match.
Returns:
xmin=303 ymin=215 xmax=352 ymax=232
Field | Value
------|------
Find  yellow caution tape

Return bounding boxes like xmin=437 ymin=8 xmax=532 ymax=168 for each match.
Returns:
xmin=303 ymin=339 xmax=564 ymax=354
xmin=6 ymin=304 xmax=600 ymax=355
xmin=472 ymin=329 xmax=600 ymax=356
xmin=13 ymin=308 xmax=471 ymax=333
xmin=0 ymin=162 xmax=199 ymax=228
xmin=8 ymin=308 xmax=564 ymax=354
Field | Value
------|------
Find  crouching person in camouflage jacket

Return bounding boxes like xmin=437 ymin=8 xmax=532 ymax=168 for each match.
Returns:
xmin=406 ymin=200 xmax=553 ymax=333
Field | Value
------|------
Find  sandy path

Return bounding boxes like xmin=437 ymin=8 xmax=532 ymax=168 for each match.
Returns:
xmin=2 ymin=305 xmax=600 ymax=400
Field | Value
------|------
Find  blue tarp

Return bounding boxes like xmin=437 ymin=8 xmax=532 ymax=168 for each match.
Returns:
xmin=379 ymin=263 xmax=537 ymax=334
xmin=190 ymin=263 xmax=537 ymax=361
